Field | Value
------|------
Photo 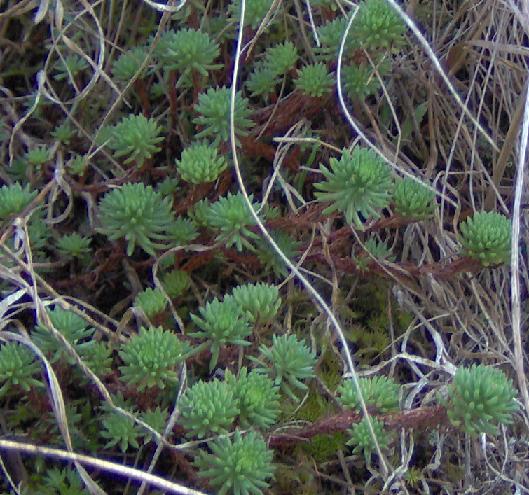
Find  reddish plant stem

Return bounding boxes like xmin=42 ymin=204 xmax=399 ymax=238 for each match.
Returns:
xmin=268 ymin=405 xmax=448 ymax=448
xmin=133 ymin=79 xmax=151 ymax=117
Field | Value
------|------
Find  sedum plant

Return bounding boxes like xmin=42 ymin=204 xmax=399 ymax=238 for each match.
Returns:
xmin=350 ymin=0 xmax=406 ymax=51
xmin=98 ymin=183 xmax=175 ymax=256
xmin=118 ymin=326 xmax=189 ymax=391
xmin=314 ymin=147 xmax=393 ymax=228
xmin=0 ymin=182 xmax=36 ymax=220
xmin=262 ymin=41 xmax=298 ymax=75
xmin=26 ymin=146 xmax=51 ymax=167
xmin=206 ymin=192 xmax=261 ymax=251
xmin=134 ymin=287 xmax=167 ymax=319
xmin=446 ymin=364 xmax=518 ymax=435
xmin=190 ymin=297 xmax=252 ymax=371
xmin=51 ymin=121 xmax=76 ymax=144
xmin=459 ymin=211 xmax=511 ymax=266
xmin=347 ymin=417 xmax=391 ymax=462
xmin=112 ymin=46 xmax=149 ymax=82
xmin=337 ymin=375 xmax=400 ymax=413
xmin=225 ymin=367 xmax=280 ymax=429
xmin=342 ymin=64 xmax=383 ymax=100
xmin=229 ymin=0 xmax=274 ymax=28
xmin=193 ymin=87 xmax=253 ymax=145
xmin=161 ymin=269 xmax=191 ymax=298
xmin=179 ymin=379 xmax=239 ymax=438
xmin=0 ymin=342 xmax=42 ymax=397
xmin=175 ymin=142 xmax=228 ymax=184
xmin=32 ymin=306 xmax=94 ymax=365
xmin=155 ymin=28 xmax=221 ymax=76
xmin=167 ymin=217 xmax=199 ymax=245
xmin=56 ymin=233 xmax=91 ymax=259
xmin=295 ymin=63 xmax=334 ymax=97
xmin=101 ymin=406 xmax=143 ymax=452
xmin=252 ymin=334 xmax=317 ymax=400
xmin=394 ymin=177 xmax=435 ymax=219
xmin=195 ymin=430 xmax=275 ymax=495
xmin=109 ymin=114 xmax=164 ymax=166
xmin=53 ymin=54 xmax=88 ymax=81
xmin=229 ymin=282 xmax=281 ymax=324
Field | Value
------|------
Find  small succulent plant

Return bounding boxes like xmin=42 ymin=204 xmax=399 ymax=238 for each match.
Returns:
xmin=262 ymin=41 xmax=298 ymax=75
xmin=0 ymin=182 xmax=36 ymax=220
xmin=342 ymin=64 xmax=383 ymax=100
xmin=157 ymin=177 xmax=179 ymax=197
xmin=56 ymin=233 xmax=92 ymax=259
xmin=193 ymin=87 xmax=253 ymax=145
xmin=350 ymin=0 xmax=406 ymax=50
xmin=53 ymin=54 xmax=88 ymax=81
xmin=252 ymin=334 xmax=317 ymax=400
xmin=167 ymin=217 xmax=199 ymax=246
xmin=314 ymin=147 xmax=393 ymax=228
xmin=393 ymin=178 xmax=436 ymax=219
xmin=246 ymin=67 xmax=280 ymax=98
xmin=161 ymin=269 xmax=191 ymax=298
xmin=316 ymin=18 xmax=354 ymax=60
xmin=295 ymin=63 xmax=334 ymax=97
xmin=175 ymin=142 xmax=228 ymax=184
xmin=229 ymin=282 xmax=281 ymax=324
xmin=337 ymin=376 xmax=400 ymax=413
xmin=109 ymin=114 xmax=164 ymax=166
xmin=446 ymin=364 xmax=518 ymax=435
xmin=32 ymin=306 xmax=94 ymax=365
xmin=101 ymin=407 xmax=142 ymax=452
xmin=179 ymin=379 xmax=239 ymax=438
xmin=141 ymin=406 xmax=168 ymax=443
xmin=51 ymin=121 xmax=76 ymax=145
xmin=112 ymin=46 xmax=149 ymax=82
xmin=190 ymin=297 xmax=252 ymax=371
xmin=98 ymin=183 xmax=175 ymax=256
xmin=255 ymin=230 xmax=300 ymax=277
xmin=195 ymin=430 xmax=275 ymax=495
xmin=155 ymin=28 xmax=221 ymax=76
xmin=206 ymin=192 xmax=261 ymax=251
xmin=459 ymin=211 xmax=511 ymax=266
xmin=134 ymin=288 xmax=167 ymax=319
xmin=225 ymin=367 xmax=280 ymax=429
xmin=0 ymin=342 xmax=42 ymax=397
xmin=26 ymin=146 xmax=51 ymax=166
xmin=43 ymin=468 xmax=89 ymax=495
xmin=347 ymin=417 xmax=391 ymax=462
xmin=118 ymin=326 xmax=189 ymax=391
xmin=229 ymin=0 xmax=274 ymax=28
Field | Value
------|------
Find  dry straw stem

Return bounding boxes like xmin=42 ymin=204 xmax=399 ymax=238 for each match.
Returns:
xmin=230 ymin=0 xmax=390 ymax=479
xmin=0 ymin=438 xmax=206 ymax=495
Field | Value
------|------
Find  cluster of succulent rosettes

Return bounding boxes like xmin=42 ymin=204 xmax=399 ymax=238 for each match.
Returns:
xmin=193 ymin=87 xmax=253 ymax=145
xmin=206 ymin=192 xmax=262 ymax=251
xmin=315 ymin=147 xmax=393 ymax=228
xmin=0 ymin=342 xmax=42 ymax=397
xmin=195 ymin=430 xmax=275 ymax=495
xmin=155 ymin=28 xmax=221 ymax=77
xmin=347 ymin=416 xmax=391 ymax=462
xmin=229 ymin=282 xmax=281 ymax=324
xmin=251 ymin=334 xmax=317 ymax=400
xmin=0 ymin=182 xmax=36 ymax=220
xmin=337 ymin=375 xmax=400 ymax=413
xmin=350 ymin=0 xmax=407 ymax=51
xmin=246 ymin=41 xmax=298 ymax=98
xmin=98 ymin=182 xmax=175 ymax=256
xmin=316 ymin=17 xmax=354 ymax=61
xmin=175 ymin=142 xmax=228 ymax=184
xmin=167 ymin=217 xmax=199 ymax=246
xmin=446 ymin=364 xmax=518 ymax=436
xmin=342 ymin=64 xmax=383 ymax=100
xmin=190 ymin=296 xmax=253 ymax=371
xmin=112 ymin=46 xmax=149 ymax=82
xmin=108 ymin=114 xmax=164 ymax=166
xmin=118 ymin=326 xmax=190 ymax=391
xmin=295 ymin=63 xmax=334 ymax=98
xmin=393 ymin=177 xmax=436 ymax=219
xmin=134 ymin=287 xmax=167 ymax=319
xmin=225 ymin=367 xmax=281 ymax=429
xmin=55 ymin=233 xmax=91 ymax=259
xmin=459 ymin=211 xmax=511 ymax=266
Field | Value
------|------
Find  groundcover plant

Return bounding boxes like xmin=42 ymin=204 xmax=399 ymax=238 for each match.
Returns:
xmin=0 ymin=0 xmax=528 ymax=493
